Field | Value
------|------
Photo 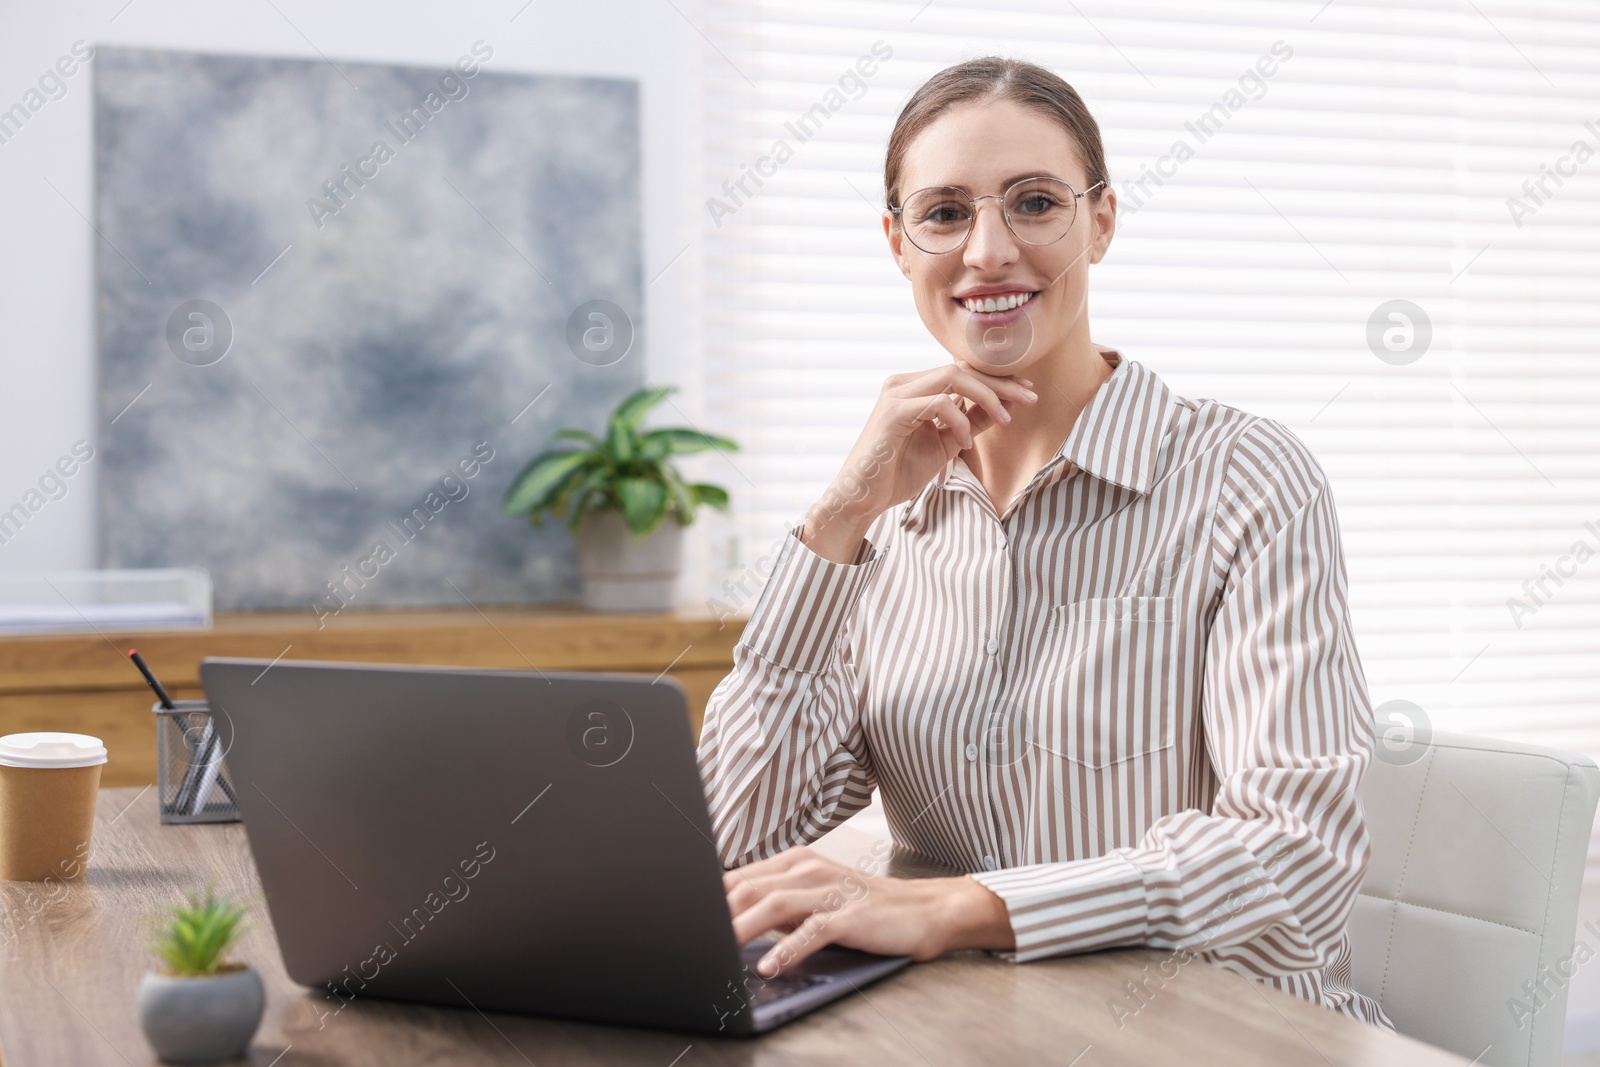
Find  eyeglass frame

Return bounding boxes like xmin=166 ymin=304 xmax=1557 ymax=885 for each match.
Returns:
xmin=887 ymin=176 xmax=1107 ymax=254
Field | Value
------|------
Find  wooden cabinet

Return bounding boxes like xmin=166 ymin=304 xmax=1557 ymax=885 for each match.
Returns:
xmin=0 ymin=606 xmax=743 ymax=787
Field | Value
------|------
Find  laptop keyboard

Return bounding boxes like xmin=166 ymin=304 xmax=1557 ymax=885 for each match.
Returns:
xmin=748 ymin=972 xmax=834 ymax=1006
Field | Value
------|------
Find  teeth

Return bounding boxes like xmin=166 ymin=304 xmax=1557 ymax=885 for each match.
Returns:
xmin=962 ymin=291 xmax=1034 ymax=313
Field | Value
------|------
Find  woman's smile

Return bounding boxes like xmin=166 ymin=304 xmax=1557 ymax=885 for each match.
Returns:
xmin=953 ymin=287 xmax=1038 ymax=326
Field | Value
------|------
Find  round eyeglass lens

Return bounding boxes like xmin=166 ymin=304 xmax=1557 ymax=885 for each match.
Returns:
xmin=1002 ymin=177 xmax=1079 ymax=246
xmin=900 ymin=188 xmax=975 ymax=254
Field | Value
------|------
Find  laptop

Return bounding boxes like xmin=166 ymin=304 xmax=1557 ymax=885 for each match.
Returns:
xmin=198 ymin=657 xmax=911 ymax=1034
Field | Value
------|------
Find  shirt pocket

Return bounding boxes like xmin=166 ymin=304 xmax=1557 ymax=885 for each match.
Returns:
xmin=1039 ymin=595 xmax=1179 ymax=771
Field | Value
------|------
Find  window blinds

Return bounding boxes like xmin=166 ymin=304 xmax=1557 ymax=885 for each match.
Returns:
xmin=697 ymin=1 xmax=1600 ymax=867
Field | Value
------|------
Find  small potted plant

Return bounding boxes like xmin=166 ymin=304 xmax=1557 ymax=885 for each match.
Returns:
xmin=137 ymin=884 xmax=263 ymax=1064
xmin=503 ymin=385 xmax=736 ymax=611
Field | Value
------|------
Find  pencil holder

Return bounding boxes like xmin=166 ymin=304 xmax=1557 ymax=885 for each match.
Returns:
xmin=152 ymin=700 xmax=239 ymax=824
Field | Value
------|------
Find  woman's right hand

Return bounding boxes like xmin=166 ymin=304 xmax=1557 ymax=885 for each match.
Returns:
xmin=800 ymin=360 xmax=1038 ymax=563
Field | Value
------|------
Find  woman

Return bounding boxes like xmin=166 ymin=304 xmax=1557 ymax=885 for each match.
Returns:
xmin=696 ymin=56 xmax=1391 ymax=1028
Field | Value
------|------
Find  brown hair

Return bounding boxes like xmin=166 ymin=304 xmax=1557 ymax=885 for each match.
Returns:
xmin=883 ymin=57 xmax=1108 ymax=215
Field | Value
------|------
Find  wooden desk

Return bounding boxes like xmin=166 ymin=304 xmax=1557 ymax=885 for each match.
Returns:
xmin=0 ymin=788 xmax=1468 ymax=1066
xmin=0 ymin=606 xmax=743 ymax=786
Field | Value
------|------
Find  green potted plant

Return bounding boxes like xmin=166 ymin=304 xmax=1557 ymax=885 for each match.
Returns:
xmin=136 ymin=885 xmax=263 ymax=1064
xmin=503 ymin=385 xmax=736 ymax=611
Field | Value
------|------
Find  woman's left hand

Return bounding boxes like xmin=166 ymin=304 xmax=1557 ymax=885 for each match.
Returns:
xmin=724 ymin=844 xmax=1016 ymax=976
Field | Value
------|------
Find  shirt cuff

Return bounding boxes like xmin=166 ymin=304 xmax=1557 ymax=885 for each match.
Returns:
xmin=738 ymin=523 xmax=884 ymax=674
xmin=969 ymin=851 xmax=1148 ymax=963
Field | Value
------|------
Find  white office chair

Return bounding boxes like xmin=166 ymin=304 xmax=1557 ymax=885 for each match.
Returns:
xmin=1350 ymin=731 xmax=1600 ymax=1067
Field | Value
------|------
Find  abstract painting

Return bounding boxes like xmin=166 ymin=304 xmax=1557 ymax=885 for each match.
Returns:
xmin=94 ymin=45 xmax=644 ymax=616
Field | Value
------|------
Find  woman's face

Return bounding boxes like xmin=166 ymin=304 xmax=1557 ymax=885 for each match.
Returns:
xmin=883 ymin=97 xmax=1116 ymax=376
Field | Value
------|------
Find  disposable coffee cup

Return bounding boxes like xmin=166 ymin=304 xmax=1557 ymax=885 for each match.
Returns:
xmin=0 ymin=732 xmax=107 ymax=881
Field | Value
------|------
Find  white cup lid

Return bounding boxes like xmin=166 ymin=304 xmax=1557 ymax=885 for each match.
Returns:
xmin=0 ymin=732 xmax=108 ymax=769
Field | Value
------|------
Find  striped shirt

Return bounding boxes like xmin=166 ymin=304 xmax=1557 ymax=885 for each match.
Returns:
xmin=696 ymin=345 xmax=1392 ymax=1027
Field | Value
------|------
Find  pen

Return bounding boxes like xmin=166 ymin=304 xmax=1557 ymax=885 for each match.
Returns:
xmin=128 ymin=649 xmax=176 ymax=709
xmin=175 ymin=714 xmax=225 ymax=816
xmin=188 ymin=722 xmax=225 ymax=815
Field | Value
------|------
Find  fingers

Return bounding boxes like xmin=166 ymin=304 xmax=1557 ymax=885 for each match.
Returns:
xmin=732 ymin=888 xmax=823 ymax=947
xmin=889 ymin=364 xmax=1036 ymax=444
xmin=891 ymin=362 xmax=1037 ymax=432
xmin=722 ymin=846 xmax=812 ymax=887
xmin=757 ymin=912 xmax=837 ymax=976
xmin=725 ymin=851 xmax=851 ymax=918
xmin=726 ymin=873 xmax=769 ymax=918
xmin=724 ymin=850 xmax=870 ymax=951
xmin=899 ymin=394 xmax=973 ymax=449
xmin=722 ymin=847 xmax=814 ymax=904
xmin=720 ymin=854 xmax=917 ymax=977
xmin=953 ymin=360 xmax=1035 ymax=399
xmin=724 ymin=870 xmax=767 ymax=918
xmin=950 ymin=363 xmax=1028 ymax=429
xmin=964 ymin=399 xmax=999 ymax=440
xmin=899 ymin=366 xmax=1006 ymax=430
xmin=961 ymin=363 xmax=1037 ymax=426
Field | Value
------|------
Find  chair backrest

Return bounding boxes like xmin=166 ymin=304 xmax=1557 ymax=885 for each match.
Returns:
xmin=1350 ymin=731 xmax=1600 ymax=1067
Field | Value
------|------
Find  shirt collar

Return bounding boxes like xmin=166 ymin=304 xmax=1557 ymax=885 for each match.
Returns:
xmin=902 ymin=344 xmax=1175 ymax=527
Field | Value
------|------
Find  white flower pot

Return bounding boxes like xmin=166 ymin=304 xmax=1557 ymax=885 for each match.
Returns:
xmin=573 ymin=508 xmax=684 ymax=612
xmin=137 ymin=965 xmax=264 ymax=1063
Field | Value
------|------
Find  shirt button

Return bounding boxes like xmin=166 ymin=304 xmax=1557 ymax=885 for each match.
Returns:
xmin=965 ymin=743 xmax=978 ymax=761
xmin=997 ymin=533 xmax=1007 ymax=550
xmin=985 ymin=637 xmax=999 ymax=655
xmin=983 ymin=854 xmax=998 ymax=871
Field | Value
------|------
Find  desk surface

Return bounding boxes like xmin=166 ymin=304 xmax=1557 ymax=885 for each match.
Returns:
xmin=1 ymin=788 xmax=1468 ymax=1067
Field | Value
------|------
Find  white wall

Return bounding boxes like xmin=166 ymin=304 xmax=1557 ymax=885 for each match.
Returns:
xmin=0 ymin=0 xmax=712 ymax=601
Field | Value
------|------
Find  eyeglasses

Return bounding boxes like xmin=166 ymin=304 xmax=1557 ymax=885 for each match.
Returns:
xmin=889 ymin=176 xmax=1105 ymax=255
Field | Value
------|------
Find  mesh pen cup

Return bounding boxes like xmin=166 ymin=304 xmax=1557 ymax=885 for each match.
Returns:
xmin=153 ymin=700 xmax=239 ymax=824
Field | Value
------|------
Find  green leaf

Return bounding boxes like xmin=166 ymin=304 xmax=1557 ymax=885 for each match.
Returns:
xmin=616 ymin=477 xmax=668 ymax=536
xmin=150 ymin=884 xmax=250 ymax=976
xmin=606 ymin=411 xmax=635 ymax=465
xmin=572 ymin=465 xmax=613 ymax=500
xmin=560 ymin=470 xmax=614 ymax=531
xmin=565 ymin=488 xmax=598 ymax=534
xmin=553 ymin=428 xmax=604 ymax=449
xmin=637 ymin=434 xmax=671 ymax=464
xmin=502 ymin=450 xmax=594 ymax=516
xmin=690 ymin=483 xmax=730 ymax=510
xmin=638 ymin=428 xmax=739 ymax=457
xmin=613 ymin=385 xmax=676 ymax=431
xmin=659 ymin=466 xmax=698 ymax=526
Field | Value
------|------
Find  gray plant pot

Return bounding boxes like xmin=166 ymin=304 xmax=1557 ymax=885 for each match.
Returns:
xmin=573 ymin=508 xmax=684 ymax=612
xmin=137 ymin=966 xmax=264 ymax=1064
